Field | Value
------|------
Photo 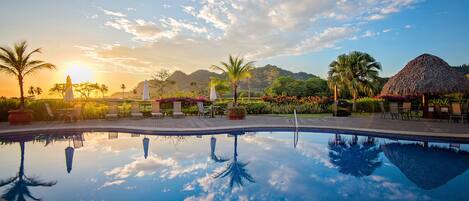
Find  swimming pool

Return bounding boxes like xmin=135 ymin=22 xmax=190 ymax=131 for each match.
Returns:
xmin=0 ymin=130 xmax=468 ymax=201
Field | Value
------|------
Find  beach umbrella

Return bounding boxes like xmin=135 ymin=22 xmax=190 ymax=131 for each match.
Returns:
xmin=65 ymin=146 xmax=74 ymax=173
xmin=143 ymin=137 xmax=149 ymax=159
xmin=64 ymin=75 xmax=74 ymax=101
xmin=382 ymin=142 xmax=469 ymax=190
xmin=142 ymin=80 xmax=150 ymax=100
xmin=210 ymin=83 xmax=217 ymax=101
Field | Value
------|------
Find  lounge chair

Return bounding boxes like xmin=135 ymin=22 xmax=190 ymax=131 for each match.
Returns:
xmin=400 ymin=102 xmax=412 ymax=120
xmin=389 ymin=102 xmax=399 ymax=120
xmin=44 ymin=103 xmax=56 ymax=121
xmin=72 ymin=104 xmax=83 ymax=122
xmin=172 ymin=101 xmax=185 ymax=118
xmin=105 ymin=102 xmax=118 ymax=120
xmin=449 ymin=103 xmax=464 ymax=123
xmin=379 ymin=102 xmax=388 ymax=119
xmin=130 ymin=102 xmax=143 ymax=119
xmin=197 ymin=101 xmax=210 ymax=117
xmin=151 ymin=101 xmax=163 ymax=118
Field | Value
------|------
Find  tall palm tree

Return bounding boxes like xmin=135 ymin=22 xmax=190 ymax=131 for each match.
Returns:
xmin=213 ymin=134 xmax=255 ymax=188
xmin=328 ymin=51 xmax=381 ymax=111
xmin=0 ymin=41 xmax=56 ymax=109
xmin=120 ymin=84 xmax=126 ymax=99
xmin=27 ymin=86 xmax=35 ymax=97
xmin=100 ymin=84 xmax=109 ymax=98
xmin=35 ymin=87 xmax=42 ymax=97
xmin=328 ymin=135 xmax=382 ymax=177
xmin=0 ymin=141 xmax=57 ymax=200
xmin=211 ymin=55 xmax=254 ymax=105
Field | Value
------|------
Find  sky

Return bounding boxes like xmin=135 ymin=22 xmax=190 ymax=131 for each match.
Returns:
xmin=1 ymin=0 xmax=468 ymax=97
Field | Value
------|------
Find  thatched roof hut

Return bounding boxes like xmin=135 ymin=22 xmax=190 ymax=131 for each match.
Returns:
xmin=382 ymin=143 xmax=469 ymax=190
xmin=381 ymin=54 xmax=469 ymax=96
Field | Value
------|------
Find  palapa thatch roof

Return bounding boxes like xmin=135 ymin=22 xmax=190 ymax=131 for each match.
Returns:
xmin=381 ymin=143 xmax=469 ymax=190
xmin=381 ymin=54 xmax=469 ymax=95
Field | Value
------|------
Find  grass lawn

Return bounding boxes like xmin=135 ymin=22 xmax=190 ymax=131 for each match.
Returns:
xmin=262 ymin=112 xmax=375 ymax=118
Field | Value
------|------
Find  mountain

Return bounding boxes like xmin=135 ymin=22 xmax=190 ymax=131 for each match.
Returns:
xmin=110 ymin=64 xmax=319 ymax=98
xmin=452 ymin=64 xmax=469 ymax=75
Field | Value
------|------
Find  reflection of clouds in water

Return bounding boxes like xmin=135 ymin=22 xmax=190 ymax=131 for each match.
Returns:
xmin=268 ymin=165 xmax=296 ymax=192
xmin=105 ymin=155 xmax=177 ymax=179
xmin=99 ymin=179 xmax=125 ymax=189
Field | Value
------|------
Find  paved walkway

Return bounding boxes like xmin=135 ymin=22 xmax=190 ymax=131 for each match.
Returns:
xmin=1 ymin=114 xmax=468 ymax=139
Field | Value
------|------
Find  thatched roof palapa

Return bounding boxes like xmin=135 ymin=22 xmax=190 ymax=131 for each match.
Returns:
xmin=381 ymin=54 xmax=469 ymax=96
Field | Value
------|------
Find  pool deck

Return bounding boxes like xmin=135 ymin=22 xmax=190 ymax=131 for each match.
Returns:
xmin=1 ymin=114 xmax=468 ymax=140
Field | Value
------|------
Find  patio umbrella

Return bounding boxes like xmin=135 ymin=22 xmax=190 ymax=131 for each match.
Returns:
xmin=64 ymin=75 xmax=74 ymax=102
xmin=65 ymin=146 xmax=74 ymax=173
xmin=143 ymin=137 xmax=149 ymax=159
xmin=142 ymin=80 xmax=150 ymax=100
xmin=209 ymin=83 xmax=217 ymax=118
xmin=381 ymin=142 xmax=469 ymax=190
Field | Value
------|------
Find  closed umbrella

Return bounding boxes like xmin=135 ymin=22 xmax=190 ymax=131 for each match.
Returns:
xmin=143 ymin=137 xmax=149 ymax=159
xmin=65 ymin=140 xmax=74 ymax=173
xmin=142 ymin=80 xmax=150 ymax=100
xmin=64 ymin=75 xmax=74 ymax=102
xmin=210 ymin=83 xmax=217 ymax=118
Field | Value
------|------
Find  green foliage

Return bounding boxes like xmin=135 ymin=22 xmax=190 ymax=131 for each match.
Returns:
xmin=348 ymin=97 xmax=384 ymax=113
xmin=0 ymin=98 xmax=19 ymax=121
xmin=429 ymin=98 xmax=449 ymax=106
xmin=82 ymin=102 xmax=108 ymax=119
xmin=268 ymin=76 xmax=329 ymax=97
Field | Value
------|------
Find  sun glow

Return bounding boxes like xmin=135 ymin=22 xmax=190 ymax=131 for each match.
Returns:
xmin=61 ymin=62 xmax=96 ymax=83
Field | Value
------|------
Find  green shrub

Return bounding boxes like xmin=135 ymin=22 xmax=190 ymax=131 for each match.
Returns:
xmin=0 ymin=98 xmax=19 ymax=121
xmin=351 ymin=97 xmax=384 ymax=113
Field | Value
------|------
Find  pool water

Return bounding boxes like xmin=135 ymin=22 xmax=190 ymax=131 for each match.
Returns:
xmin=1 ymin=131 xmax=469 ymax=201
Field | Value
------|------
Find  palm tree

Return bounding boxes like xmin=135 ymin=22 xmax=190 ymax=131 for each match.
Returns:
xmin=100 ymin=84 xmax=109 ymax=98
xmin=27 ymin=86 xmax=35 ymax=97
xmin=48 ymin=83 xmax=66 ymax=98
xmin=213 ymin=134 xmax=255 ymax=188
xmin=0 ymin=41 xmax=56 ymax=109
xmin=328 ymin=135 xmax=382 ymax=177
xmin=211 ymin=55 xmax=254 ymax=105
xmin=328 ymin=51 xmax=381 ymax=111
xmin=0 ymin=141 xmax=57 ymax=200
xmin=35 ymin=87 xmax=42 ymax=97
xmin=120 ymin=84 xmax=126 ymax=99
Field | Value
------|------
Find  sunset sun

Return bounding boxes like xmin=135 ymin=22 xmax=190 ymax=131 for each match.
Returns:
xmin=62 ymin=62 xmax=96 ymax=83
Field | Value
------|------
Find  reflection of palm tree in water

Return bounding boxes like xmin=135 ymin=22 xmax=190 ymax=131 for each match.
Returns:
xmin=0 ymin=141 xmax=56 ymax=201
xmin=213 ymin=135 xmax=255 ymax=188
xmin=328 ymin=135 xmax=382 ymax=177
xmin=210 ymin=137 xmax=229 ymax=163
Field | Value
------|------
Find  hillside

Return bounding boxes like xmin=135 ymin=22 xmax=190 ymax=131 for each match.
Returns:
xmin=111 ymin=64 xmax=319 ymax=98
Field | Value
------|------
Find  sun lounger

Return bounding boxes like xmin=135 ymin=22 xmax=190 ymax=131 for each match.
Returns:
xmin=379 ymin=102 xmax=388 ymax=119
xmin=400 ymin=102 xmax=412 ymax=120
xmin=44 ymin=103 xmax=56 ymax=121
xmin=197 ymin=101 xmax=210 ymax=117
xmin=105 ymin=102 xmax=119 ymax=120
xmin=389 ymin=102 xmax=399 ymax=120
xmin=172 ymin=101 xmax=185 ymax=118
xmin=151 ymin=101 xmax=163 ymax=118
xmin=449 ymin=103 xmax=464 ymax=123
xmin=130 ymin=102 xmax=143 ymax=119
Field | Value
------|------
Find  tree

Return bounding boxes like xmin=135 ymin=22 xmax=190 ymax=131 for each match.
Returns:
xmin=75 ymin=82 xmax=100 ymax=99
xmin=35 ymin=87 xmax=42 ymax=97
xmin=99 ymin=84 xmax=108 ymax=98
xmin=328 ymin=51 xmax=381 ymax=111
xmin=211 ymin=55 xmax=254 ymax=105
xmin=27 ymin=86 xmax=35 ymax=97
xmin=121 ymin=84 xmax=126 ymax=99
xmin=0 ymin=41 xmax=55 ymax=109
xmin=151 ymin=69 xmax=175 ymax=98
xmin=49 ymin=83 xmax=66 ymax=98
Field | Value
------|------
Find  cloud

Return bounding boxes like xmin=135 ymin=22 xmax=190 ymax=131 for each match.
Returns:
xmin=362 ymin=30 xmax=379 ymax=38
xmin=404 ymin=24 xmax=414 ymax=29
xmin=100 ymin=8 xmax=126 ymax=17
xmin=85 ymin=1 xmax=422 ymax=74
xmin=99 ymin=180 xmax=126 ymax=189
xmin=382 ymin=28 xmax=392 ymax=33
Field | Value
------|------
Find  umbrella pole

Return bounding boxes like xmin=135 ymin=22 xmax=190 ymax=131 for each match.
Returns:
xmin=211 ymin=103 xmax=214 ymax=118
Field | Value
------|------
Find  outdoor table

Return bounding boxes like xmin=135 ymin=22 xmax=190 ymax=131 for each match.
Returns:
xmin=205 ymin=105 xmax=221 ymax=118
xmin=56 ymin=108 xmax=75 ymax=122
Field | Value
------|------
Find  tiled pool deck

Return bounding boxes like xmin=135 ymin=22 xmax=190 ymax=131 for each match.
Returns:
xmin=1 ymin=114 xmax=468 ymax=139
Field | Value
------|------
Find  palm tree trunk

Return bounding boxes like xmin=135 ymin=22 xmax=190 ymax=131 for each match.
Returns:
xmin=19 ymin=141 xmax=25 ymax=177
xmin=352 ymin=92 xmax=357 ymax=112
xmin=18 ymin=76 xmax=25 ymax=109
xmin=234 ymin=135 xmax=238 ymax=162
xmin=233 ymin=84 xmax=238 ymax=105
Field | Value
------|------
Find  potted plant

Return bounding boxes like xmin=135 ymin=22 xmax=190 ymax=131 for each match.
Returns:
xmin=0 ymin=41 xmax=56 ymax=125
xmin=228 ymin=106 xmax=247 ymax=120
xmin=211 ymin=55 xmax=254 ymax=120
